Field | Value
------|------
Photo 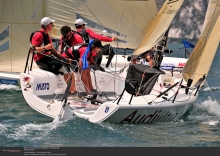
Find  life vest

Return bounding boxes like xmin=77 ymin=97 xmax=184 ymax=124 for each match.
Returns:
xmin=30 ymin=31 xmax=64 ymax=74
xmin=77 ymin=28 xmax=89 ymax=43
xmin=61 ymin=30 xmax=85 ymax=53
xmin=64 ymin=43 xmax=88 ymax=62
xmin=30 ymin=31 xmax=50 ymax=52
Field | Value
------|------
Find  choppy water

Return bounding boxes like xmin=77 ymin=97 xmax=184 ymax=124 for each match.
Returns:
xmin=0 ymin=44 xmax=220 ymax=147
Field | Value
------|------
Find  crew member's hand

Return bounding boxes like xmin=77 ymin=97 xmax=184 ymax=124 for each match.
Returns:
xmin=112 ymin=36 xmax=118 ymax=41
xmin=67 ymin=58 xmax=72 ymax=64
xmin=45 ymin=44 xmax=52 ymax=50
xmin=30 ymin=46 xmax=35 ymax=53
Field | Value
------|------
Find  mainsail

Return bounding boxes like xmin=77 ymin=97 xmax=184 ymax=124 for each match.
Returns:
xmin=48 ymin=0 xmax=158 ymax=49
xmin=133 ymin=0 xmax=184 ymax=56
xmin=182 ymin=1 xmax=220 ymax=85
xmin=0 ymin=0 xmax=46 ymax=72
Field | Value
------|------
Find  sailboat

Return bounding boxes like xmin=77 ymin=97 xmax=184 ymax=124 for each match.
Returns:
xmin=19 ymin=0 xmax=220 ymax=124
xmin=19 ymin=0 xmax=212 ymax=123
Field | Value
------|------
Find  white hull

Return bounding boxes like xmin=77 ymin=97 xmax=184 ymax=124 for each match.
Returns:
xmin=74 ymin=97 xmax=196 ymax=123
xmin=20 ymin=65 xmax=199 ymax=123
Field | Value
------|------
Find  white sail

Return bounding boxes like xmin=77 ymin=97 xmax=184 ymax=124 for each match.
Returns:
xmin=48 ymin=0 xmax=158 ymax=49
xmin=0 ymin=0 xmax=46 ymax=72
xmin=133 ymin=0 xmax=184 ymax=56
xmin=201 ymin=0 xmax=219 ymax=33
xmin=182 ymin=1 xmax=220 ymax=85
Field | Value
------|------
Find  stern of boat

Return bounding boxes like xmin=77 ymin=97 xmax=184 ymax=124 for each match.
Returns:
xmin=74 ymin=102 xmax=119 ymax=123
xmin=19 ymin=69 xmax=74 ymax=119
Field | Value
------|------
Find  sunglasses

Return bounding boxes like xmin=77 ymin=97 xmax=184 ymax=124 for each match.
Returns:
xmin=63 ymin=32 xmax=72 ymax=38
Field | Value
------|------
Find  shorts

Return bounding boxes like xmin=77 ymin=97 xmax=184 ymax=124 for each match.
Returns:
xmin=36 ymin=56 xmax=71 ymax=75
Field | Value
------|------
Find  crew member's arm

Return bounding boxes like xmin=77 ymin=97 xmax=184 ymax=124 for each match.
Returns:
xmin=50 ymin=44 xmax=72 ymax=63
xmin=30 ymin=32 xmax=53 ymax=53
xmin=30 ymin=43 xmax=53 ymax=52
xmin=57 ymin=37 xmax=63 ymax=54
xmin=86 ymin=28 xmax=117 ymax=42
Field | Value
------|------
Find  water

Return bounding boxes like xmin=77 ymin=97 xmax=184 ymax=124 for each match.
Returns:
xmin=1 ymin=44 xmax=220 ymax=147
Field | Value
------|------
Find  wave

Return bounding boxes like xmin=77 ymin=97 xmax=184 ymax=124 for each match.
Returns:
xmin=6 ymin=120 xmax=65 ymax=141
xmin=0 ymin=84 xmax=20 ymax=90
xmin=0 ymin=123 xmax=7 ymax=134
xmin=188 ymin=97 xmax=220 ymax=126
xmin=201 ymin=87 xmax=220 ymax=92
xmin=197 ymin=97 xmax=220 ymax=116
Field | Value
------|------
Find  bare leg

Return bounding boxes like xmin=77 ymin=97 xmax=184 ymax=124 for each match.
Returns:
xmin=64 ymin=73 xmax=76 ymax=93
xmin=87 ymin=67 xmax=94 ymax=91
xmin=70 ymin=73 xmax=77 ymax=93
xmin=64 ymin=73 xmax=70 ymax=84
xmin=81 ymin=69 xmax=91 ymax=92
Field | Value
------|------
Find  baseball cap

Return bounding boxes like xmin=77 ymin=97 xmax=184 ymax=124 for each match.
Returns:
xmin=41 ymin=17 xmax=55 ymax=26
xmin=93 ymin=39 xmax=104 ymax=48
xmin=74 ymin=19 xmax=87 ymax=26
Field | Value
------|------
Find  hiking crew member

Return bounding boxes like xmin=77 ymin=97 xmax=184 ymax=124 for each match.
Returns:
xmin=61 ymin=38 xmax=102 ymax=94
xmin=78 ymin=39 xmax=104 ymax=94
xmin=59 ymin=25 xmax=85 ymax=95
xmin=74 ymin=19 xmax=117 ymax=43
xmin=30 ymin=17 xmax=75 ymax=94
xmin=74 ymin=19 xmax=117 ymax=66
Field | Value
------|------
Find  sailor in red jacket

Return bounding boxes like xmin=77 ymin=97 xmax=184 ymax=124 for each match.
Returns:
xmin=74 ymin=19 xmax=117 ymax=67
xmin=74 ymin=19 xmax=117 ymax=43
xmin=31 ymin=17 xmax=78 ymax=95
xmin=58 ymin=25 xmax=85 ymax=95
xmin=31 ymin=17 xmax=71 ymax=72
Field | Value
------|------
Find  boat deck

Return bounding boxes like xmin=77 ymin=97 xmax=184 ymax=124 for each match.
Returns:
xmin=37 ymin=91 xmax=117 ymax=110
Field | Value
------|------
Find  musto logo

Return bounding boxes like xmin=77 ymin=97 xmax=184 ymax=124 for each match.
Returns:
xmin=36 ymin=83 xmax=50 ymax=90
